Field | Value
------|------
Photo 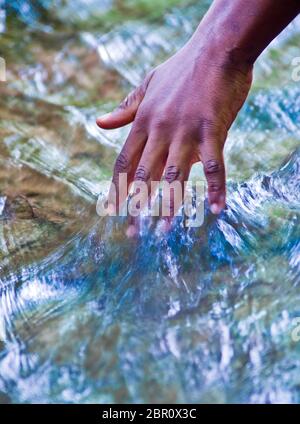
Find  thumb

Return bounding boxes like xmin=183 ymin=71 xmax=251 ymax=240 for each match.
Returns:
xmin=96 ymin=71 xmax=154 ymax=130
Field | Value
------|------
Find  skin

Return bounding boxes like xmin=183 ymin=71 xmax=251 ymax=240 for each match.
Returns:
xmin=97 ymin=0 xmax=300 ymax=220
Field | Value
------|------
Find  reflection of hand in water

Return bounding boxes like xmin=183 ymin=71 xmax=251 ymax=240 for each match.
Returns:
xmin=97 ymin=0 xmax=300 ymax=218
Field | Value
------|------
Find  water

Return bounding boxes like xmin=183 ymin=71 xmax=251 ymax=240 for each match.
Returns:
xmin=0 ymin=0 xmax=300 ymax=404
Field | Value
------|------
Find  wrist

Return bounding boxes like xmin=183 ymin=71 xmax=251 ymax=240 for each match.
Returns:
xmin=188 ymin=0 xmax=300 ymax=73
xmin=184 ymin=24 xmax=255 ymax=76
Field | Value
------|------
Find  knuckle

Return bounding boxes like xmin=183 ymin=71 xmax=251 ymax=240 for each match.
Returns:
xmin=204 ymin=159 xmax=223 ymax=176
xmin=164 ymin=165 xmax=180 ymax=183
xmin=198 ymin=117 xmax=228 ymax=144
xmin=114 ymin=152 xmax=131 ymax=174
xmin=152 ymin=115 xmax=169 ymax=131
xmin=118 ymin=86 xmax=141 ymax=110
xmin=118 ymin=94 xmax=131 ymax=110
xmin=198 ymin=118 xmax=216 ymax=141
xmin=200 ymin=117 xmax=215 ymax=130
xmin=134 ymin=165 xmax=149 ymax=181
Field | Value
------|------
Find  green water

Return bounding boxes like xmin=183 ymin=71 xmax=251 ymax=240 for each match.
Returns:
xmin=0 ymin=0 xmax=299 ymax=404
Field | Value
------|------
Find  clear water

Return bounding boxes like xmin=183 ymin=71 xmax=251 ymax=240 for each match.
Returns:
xmin=0 ymin=0 xmax=300 ymax=404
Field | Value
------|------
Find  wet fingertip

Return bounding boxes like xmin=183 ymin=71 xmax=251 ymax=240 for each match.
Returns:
xmin=126 ymin=225 xmax=138 ymax=239
xmin=210 ymin=203 xmax=223 ymax=215
xmin=107 ymin=203 xmax=116 ymax=216
xmin=156 ymin=218 xmax=171 ymax=234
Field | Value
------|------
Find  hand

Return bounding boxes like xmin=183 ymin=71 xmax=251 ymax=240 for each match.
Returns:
xmin=97 ymin=38 xmax=253 ymax=216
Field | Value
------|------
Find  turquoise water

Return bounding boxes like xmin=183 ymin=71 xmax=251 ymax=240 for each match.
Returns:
xmin=0 ymin=0 xmax=300 ymax=403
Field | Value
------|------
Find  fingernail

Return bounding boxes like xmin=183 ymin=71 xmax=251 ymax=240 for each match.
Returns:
xmin=97 ymin=113 xmax=112 ymax=123
xmin=210 ymin=203 xmax=222 ymax=215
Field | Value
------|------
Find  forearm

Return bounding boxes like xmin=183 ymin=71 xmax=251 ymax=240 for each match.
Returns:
xmin=189 ymin=0 xmax=300 ymax=67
